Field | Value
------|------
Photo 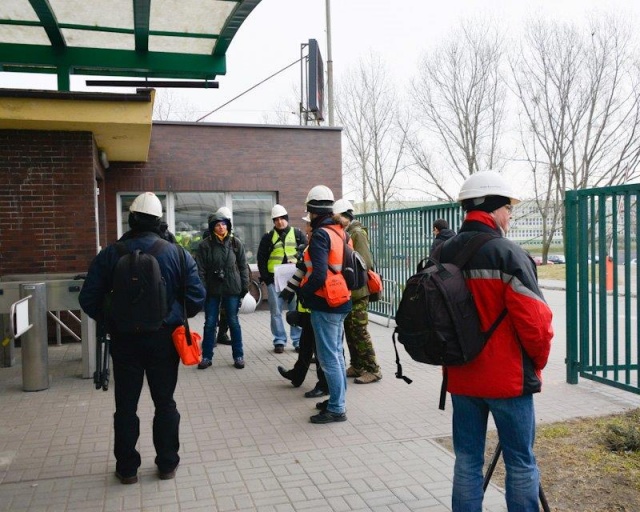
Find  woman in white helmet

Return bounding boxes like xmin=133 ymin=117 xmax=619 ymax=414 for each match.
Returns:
xmin=437 ymin=171 xmax=553 ymax=512
xmin=333 ymin=198 xmax=382 ymax=384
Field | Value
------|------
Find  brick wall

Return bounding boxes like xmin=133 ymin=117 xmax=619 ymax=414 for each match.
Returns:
xmin=105 ymin=123 xmax=343 ymax=241
xmin=0 ymin=123 xmax=342 ymax=276
xmin=0 ymin=130 xmax=99 ymax=277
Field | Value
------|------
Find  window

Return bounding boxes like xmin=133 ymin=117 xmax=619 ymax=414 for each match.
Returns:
xmin=117 ymin=191 xmax=275 ymax=263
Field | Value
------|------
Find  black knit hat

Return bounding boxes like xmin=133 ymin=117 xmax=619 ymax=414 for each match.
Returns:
xmin=462 ymin=195 xmax=510 ymax=213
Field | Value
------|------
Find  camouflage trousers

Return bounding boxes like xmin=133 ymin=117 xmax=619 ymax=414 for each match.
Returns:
xmin=344 ymin=296 xmax=380 ymax=374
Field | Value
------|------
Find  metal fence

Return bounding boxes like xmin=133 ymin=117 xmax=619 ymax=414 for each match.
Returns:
xmin=358 ymin=202 xmax=463 ymax=321
xmin=565 ymin=184 xmax=640 ymax=394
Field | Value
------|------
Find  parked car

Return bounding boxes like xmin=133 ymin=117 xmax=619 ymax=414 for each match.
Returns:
xmin=547 ymin=254 xmax=566 ymax=264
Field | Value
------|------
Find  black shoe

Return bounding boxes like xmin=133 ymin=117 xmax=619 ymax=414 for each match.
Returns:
xmin=216 ymin=333 xmax=232 ymax=345
xmin=316 ymin=399 xmax=329 ymax=411
xmin=304 ymin=387 xmax=327 ymax=398
xmin=197 ymin=359 xmax=212 ymax=369
xmin=310 ymin=410 xmax=347 ymax=424
xmin=294 ymin=346 xmax=300 ymax=353
xmin=115 ymin=471 xmax=138 ymax=484
xmin=277 ymin=365 xmax=292 ymax=380
xmin=158 ymin=464 xmax=178 ymax=480
xmin=274 ymin=345 xmax=285 ymax=354
xmin=234 ymin=358 xmax=245 ymax=369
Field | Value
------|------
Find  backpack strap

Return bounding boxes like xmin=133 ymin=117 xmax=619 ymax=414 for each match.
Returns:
xmin=435 ymin=232 xmax=507 ymax=411
xmin=322 ymin=225 xmax=348 ymax=275
xmin=177 ymin=246 xmax=193 ymax=347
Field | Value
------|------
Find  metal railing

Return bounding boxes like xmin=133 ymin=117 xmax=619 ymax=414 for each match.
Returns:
xmin=566 ymin=184 xmax=640 ymax=394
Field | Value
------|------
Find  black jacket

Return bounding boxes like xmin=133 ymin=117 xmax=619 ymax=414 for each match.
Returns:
xmin=430 ymin=227 xmax=456 ymax=253
xmin=79 ymin=231 xmax=206 ymax=327
xmin=195 ymin=234 xmax=249 ymax=297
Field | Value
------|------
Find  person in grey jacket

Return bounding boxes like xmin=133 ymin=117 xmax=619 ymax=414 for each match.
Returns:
xmin=195 ymin=211 xmax=249 ymax=370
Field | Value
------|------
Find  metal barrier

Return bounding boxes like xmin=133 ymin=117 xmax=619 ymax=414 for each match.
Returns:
xmin=359 ymin=203 xmax=462 ymax=320
xmin=0 ymin=273 xmax=96 ymax=380
xmin=566 ymin=184 xmax=640 ymax=394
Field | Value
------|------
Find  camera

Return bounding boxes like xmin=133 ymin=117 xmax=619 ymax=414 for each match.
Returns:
xmin=212 ymin=269 xmax=225 ymax=281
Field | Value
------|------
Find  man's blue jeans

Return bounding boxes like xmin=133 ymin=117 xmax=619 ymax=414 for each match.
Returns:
xmin=202 ymin=295 xmax=243 ymax=361
xmin=451 ymin=394 xmax=540 ymax=512
xmin=267 ymin=283 xmax=301 ymax=347
xmin=311 ymin=310 xmax=348 ymax=414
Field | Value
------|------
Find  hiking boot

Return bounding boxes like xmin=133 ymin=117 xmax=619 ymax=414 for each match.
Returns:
xmin=316 ymin=399 xmax=329 ymax=411
xmin=234 ymin=358 xmax=245 ymax=369
xmin=115 ymin=471 xmax=138 ymax=484
xmin=346 ymin=366 xmax=361 ymax=378
xmin=274 ymin=345 xmax=285 ymax=354
xmin=197 ymin=358 xmax=212 ymax=369
xmin=216 ymin=333 xmax=232 ymax=345
xmin=310 ymin=410 xmax=347 ymax=424
xmin=354 ymin=371 xmax=382 ymax=384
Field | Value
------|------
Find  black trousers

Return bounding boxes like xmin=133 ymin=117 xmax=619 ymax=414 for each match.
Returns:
xmin=288 ymin=312 xmax=327 ymax=391
xmin=110 ymin=327 xmax=180 ymax=476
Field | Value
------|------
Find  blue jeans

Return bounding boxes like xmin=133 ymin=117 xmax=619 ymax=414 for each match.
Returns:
xmin=311 ymin=310 xmax=348 ymax=414
xmin=202 ymin=295 xmax=243 ymax=361
xmin=451 ymin=394 xmax=540 ymax=512
xmin=267 ymin=283 xmax=301 ymax=347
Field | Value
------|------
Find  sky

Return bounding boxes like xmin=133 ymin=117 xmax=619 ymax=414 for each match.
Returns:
xmin=2 ymin=0 xmax=640 ymax=125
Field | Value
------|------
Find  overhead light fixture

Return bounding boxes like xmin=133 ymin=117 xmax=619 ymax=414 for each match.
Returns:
xmin=99 ymin=150 xmax=109 ymax=169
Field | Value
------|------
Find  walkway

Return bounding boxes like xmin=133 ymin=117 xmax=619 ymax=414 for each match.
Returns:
xmin=1 ymin=287 xmax=639 ymax=511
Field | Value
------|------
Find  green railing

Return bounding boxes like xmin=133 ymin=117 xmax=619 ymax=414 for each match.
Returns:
xmin=566 ymin=184 xmax=640 ymax=394
xmin=359 ymin=203 xmax=463 ymax=321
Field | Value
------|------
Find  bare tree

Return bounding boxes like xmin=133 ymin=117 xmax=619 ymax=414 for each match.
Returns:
xmin=153 ymin=89 xmax=198 ymax=121
xmin=335 ymin=52 xmax=410 ymax=212
xmin=511 ymin=15 xmax=640 ymax=260
xmin=408 ymin=20 xmax=507 ymax=200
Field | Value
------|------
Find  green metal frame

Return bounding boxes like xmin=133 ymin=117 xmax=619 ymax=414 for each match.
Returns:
xmin=0 ymin=0 xmax=261 ymax=90
xmin=359 ymin=203 xmax=463 ymax=321
xmin=566 ymin=184 xmax=640 ymax=394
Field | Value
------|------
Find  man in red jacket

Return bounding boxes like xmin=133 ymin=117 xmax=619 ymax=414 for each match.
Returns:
xmin=437 ymin=171 xmax=554 ymax=512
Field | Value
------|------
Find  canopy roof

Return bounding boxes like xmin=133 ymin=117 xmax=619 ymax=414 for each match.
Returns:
xmin=0 ymin=0 xmax=261 ymax=90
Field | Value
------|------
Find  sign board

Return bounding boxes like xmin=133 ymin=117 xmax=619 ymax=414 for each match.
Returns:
xmin=10 ymin=295 xmax=32 ymax=339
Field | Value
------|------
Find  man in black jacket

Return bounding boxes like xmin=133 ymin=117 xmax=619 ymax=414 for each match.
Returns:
xmin=430 ymin=219 xmax=456 ymax=253
xmin=79 ymin=192 xmax=205 ymax=485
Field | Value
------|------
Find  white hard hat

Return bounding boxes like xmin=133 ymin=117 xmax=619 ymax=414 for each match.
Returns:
xmin=239 ymin=293 xmax=257 ymax=314
xmin=271 ymin=204 xmax=288 ymax=219
xmin=458 ymin=170 xmax=520 ymax=205
xmin=301 ymin=214 xmax=311 ymax=223
xmin=216 ymin=206 xmax=232 ymax=219
xmin=333 ymin=198 xmax=354 ymax=215
xmin=130 ymin=192 xmax=163 ymax=218
xmin=305 ymin=185 xmax=334 ymax=214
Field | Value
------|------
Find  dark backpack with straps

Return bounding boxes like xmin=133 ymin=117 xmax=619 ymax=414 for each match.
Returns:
xmin=106 ymin=236 xmax=169 ymax=333
xmin=392 ymin=233 xmax=507 ymax=409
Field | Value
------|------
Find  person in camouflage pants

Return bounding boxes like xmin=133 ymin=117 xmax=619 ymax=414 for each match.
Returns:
xmin=333 ymin=199 xmax=382 ymax=384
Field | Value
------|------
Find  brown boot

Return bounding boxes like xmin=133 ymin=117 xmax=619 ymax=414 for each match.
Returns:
xmin=346 ymin=366 xmax=361 ymax=378
xmin=354 ymin=371 xmax=382 ymax=384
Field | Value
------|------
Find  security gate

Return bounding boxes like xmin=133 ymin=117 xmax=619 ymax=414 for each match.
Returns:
xmin=566 ymin=184 xmax=640 ymax=394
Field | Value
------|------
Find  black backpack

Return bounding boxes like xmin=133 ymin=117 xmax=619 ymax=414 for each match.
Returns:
xmin=392 ymin=233 xmax=507 ymax=409
xmin=107 ymin=236 xmax=169 ymax=333
xmin=325 ymin=226 xmax=368 ymax=290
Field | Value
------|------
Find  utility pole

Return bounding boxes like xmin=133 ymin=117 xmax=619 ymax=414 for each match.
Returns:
xmin=326 ymin=0 xmax=334 ymax=126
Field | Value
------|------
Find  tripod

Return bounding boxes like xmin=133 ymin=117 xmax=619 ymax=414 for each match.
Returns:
xmin=93 ymin=325 xmax=110 ymax=391
xmin=483 ymin=442 xmax=551 ymax=512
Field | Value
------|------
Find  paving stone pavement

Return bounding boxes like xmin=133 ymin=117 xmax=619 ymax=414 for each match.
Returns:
xmin=1 ymin=287 xmax=639 ymax=512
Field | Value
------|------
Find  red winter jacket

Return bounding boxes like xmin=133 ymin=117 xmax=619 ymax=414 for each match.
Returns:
xmin=438 ymin=211 xmax=554 ymax=398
